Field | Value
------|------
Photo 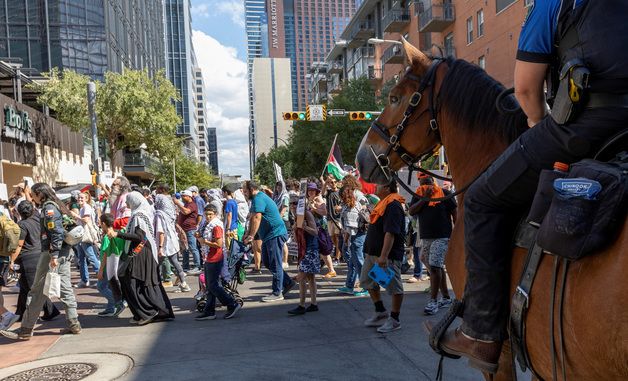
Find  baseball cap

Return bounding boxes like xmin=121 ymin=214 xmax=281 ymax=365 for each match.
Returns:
xmin=307 ymin=182 xmax=320 ymax=192
xmin=188 ymin=186 xmax=199 ymax=193
xmin=181 ymin=190 xmax=193 ymax=197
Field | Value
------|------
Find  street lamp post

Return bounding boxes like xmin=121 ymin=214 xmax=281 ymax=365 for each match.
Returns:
xmin=367 ymin=38 xmax=403 ymax=45
xmin=270 ymin=137 xmax=288 ymax=146
xmin=87 ymin=82 xmax=100 ymax=200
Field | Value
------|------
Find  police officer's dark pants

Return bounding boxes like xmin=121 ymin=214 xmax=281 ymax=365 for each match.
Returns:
xmin=16 ymin=254 xmax=59 ymax=318
xmin=461 ymin=107 xmax=628 ymax=341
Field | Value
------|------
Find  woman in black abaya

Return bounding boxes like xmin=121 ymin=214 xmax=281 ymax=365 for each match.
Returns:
xmin=106 ymin=191 xmax=174 ymax=325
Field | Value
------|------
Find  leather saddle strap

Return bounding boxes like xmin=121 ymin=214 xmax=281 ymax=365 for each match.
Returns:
xmin=510 ymin=234 xmax=544 ymax=377
xmin=429 ymin=299 xmax=465 ymax=357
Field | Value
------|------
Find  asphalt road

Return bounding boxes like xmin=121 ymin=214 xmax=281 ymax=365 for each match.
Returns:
xmin=37 ymin=263 xmax=491 ymax=381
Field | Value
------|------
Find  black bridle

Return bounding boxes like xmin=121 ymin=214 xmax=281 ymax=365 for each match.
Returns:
xmin=367 ymin=59 xmax=475 ymax=203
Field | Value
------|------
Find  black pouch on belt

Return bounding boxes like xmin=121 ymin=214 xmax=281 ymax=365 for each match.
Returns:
xmin=550 ymin=59 xmax=590 ymax=125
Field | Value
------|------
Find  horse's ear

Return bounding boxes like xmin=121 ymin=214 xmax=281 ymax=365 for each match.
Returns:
xmin=402 ymin=37 xmax=430 ymax=72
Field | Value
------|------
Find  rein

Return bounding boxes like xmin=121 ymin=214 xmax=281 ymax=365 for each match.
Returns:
xmin=368 ymin=59 xmax=482 ymax=203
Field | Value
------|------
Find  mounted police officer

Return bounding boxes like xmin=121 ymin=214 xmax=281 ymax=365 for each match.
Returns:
xmin=435 ymin=0 xmax=628 ymax=373
xmin=1 ymin=183 xmax=82 ymax=340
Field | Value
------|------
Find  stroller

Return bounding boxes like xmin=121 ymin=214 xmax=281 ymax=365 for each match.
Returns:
xmin=195 ymin=240 xmax=251 ymax=312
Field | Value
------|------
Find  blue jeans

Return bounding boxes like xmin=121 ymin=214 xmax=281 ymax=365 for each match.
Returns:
xmin=345 ymin=232 xmax=366 ymax=289
xmin=77 ymin=242 xmax=100 ymax=283
xmin=413 ymin=246 xmax=423 ymax=278
xmin=183 ymin=230 xmax=201 ymax=270
xmin=203 ymin=261 xmax=236 ymax=314
xmin=97 ymin=277 xmax=115 ymax=312
xmin=261 ymin=234 xmax=293 ymax=295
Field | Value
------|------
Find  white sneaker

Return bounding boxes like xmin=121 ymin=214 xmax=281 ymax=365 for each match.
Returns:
xmin=438 ymin=297 xmax=452 ymax=309
xmin=377 ymin=317 xmax=401 ymax=333
xmin=0 ymin=312 xmax=19 ymax=330
xmin=74 ymin=280 xmax=90 ymax=288
xmin=179 ymin=282 xmax=191 ymax=292
xmin=261 ymin=293 xmax=284 ymax=302
xmin=424 ymin=299 xmax=439 ymax=315
xmin=364 ymin=311 xmax=389 ymax=327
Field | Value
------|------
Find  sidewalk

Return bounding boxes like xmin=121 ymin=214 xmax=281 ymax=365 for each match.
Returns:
xmin=1 ymin=263 xmax=487 ymax=380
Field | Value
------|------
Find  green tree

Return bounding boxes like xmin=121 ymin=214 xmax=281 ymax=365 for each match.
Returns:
xmin=378 ymin=78 xmax=397 ymax=107
xmin=151 ymin=153 xmax=219 ymax=191
xmin=31 ymin=68 xmax=182 ymax=168
xmin=254 ymin=145 xmax=294 ymax=186
xmin=284 ymin=77 xmax=379 ymax=178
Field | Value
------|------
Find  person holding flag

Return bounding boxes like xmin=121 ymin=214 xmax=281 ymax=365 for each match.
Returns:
xmin=323 ymin=135 xmax=347 ymax=181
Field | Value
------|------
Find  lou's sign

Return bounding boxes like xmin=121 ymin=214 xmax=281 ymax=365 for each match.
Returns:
xmin=4 ymin=105 xmax=35 ymax=143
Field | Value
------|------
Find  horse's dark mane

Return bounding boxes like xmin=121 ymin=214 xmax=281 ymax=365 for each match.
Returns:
xmin=438 ymin=57 xmax=528 ymax=143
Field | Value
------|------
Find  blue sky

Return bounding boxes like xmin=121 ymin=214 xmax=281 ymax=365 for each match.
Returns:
xmin=191 ymin=1 xmax=247 ymax=61
xmin=191 ymin=0 xmax=250 ymax=177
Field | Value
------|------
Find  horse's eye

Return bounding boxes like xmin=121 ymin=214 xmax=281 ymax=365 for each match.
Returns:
xmin=389 ymin=95 xmax=399 ymax=104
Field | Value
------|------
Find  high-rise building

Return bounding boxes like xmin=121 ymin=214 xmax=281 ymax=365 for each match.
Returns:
xmin=0 ymin=0 xmax=166 ymax=80
xmin=246 ymin=0 xmax=355 ymax=175
xmin=194 ymin=66 xmax=213 ymax=169
xmin=207 ymin=127 xmax=219 ymax=175
xmin=165 ymin=0 xmax=199 ymax=159
xmin=252 ymin=57 xmax=292 ymax=156
xmin=289 ymin=0 xmax=355 ymax=109
xmin=320 ymin=0 xmax=529 ymax=107
xmin=245 ymin=0 xmax=268 ymax=177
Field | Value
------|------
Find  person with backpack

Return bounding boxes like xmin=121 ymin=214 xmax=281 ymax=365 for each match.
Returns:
xmin=336 ymin=186 xmax=369 ymax=297
xmin=2 ymin=183 xmax=81 ymax=340
xmin=71 ymin=192 xmax=101 ymax=288
xmin=13 ymin=201 xmax=60 ymax=321
xmin=305 ymin=182 xmax=337 ymax=279
xmin=0 ymin=203 xmax=21 ymax=330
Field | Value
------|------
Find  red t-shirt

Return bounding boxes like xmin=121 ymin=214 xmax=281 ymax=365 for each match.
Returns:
xmin=177 ymin=200 xmax=198 ymax=232
xmin=206 ymin=225 xmax=224 ymax=263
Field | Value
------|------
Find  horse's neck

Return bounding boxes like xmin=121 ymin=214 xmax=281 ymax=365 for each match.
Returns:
xmin=442 ymin=123 xmax=508 ymax=188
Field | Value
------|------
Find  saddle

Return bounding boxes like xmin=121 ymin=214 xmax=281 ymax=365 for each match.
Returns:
xmin=429 ymin=130 xmax=628 ymax=379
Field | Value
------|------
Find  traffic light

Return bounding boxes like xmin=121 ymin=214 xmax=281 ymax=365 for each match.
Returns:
xmin=282 ymin=111 xmax=306 ymax=121
xmin=349 ymin=111 xmax=374 ymax=121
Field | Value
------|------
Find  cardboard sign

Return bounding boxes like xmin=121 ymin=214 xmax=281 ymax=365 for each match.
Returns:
xmin=296 ymin=179 xmax=307 ymax=228
xmin=0 ymin=183 xmax=7 ymax=202
xmin=23 ymin=176 xmax=34 ymax=187
xmin=273 ymin=162 xmax=284 ymax=184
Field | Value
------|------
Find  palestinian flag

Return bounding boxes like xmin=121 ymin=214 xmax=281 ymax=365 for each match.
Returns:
xmin=324 ymin=140 xmax=346 ymax=180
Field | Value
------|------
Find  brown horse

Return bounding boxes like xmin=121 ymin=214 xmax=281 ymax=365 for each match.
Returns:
xmin=356 ymin=39 xmax=628 ymax=381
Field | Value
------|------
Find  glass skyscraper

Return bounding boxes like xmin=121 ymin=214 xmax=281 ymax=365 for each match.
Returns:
xmin=164 ymin=0 xmax=198 ymax=158
xmin=245 ymin=0 xmax=268 ymax=176
xmin=282 ymin=0 xmax=298 ymax=111
xmin=0 ymin=0 xmax=165 ymax=80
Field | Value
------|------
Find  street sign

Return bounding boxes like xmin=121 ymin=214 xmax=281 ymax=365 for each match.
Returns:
xmin=328 ymin=109 xmax=346 ymax=116
xmin=306 ymin=104 xmax=326 ymax=121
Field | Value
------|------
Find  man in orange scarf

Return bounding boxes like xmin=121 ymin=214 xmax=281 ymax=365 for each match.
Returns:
xmin=409 ymin=175 xmax=457 ymax=316
xmin=359 ymin=181 xmax=407 ymax=333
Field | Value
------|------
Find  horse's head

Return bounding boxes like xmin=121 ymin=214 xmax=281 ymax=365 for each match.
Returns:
xmin=356 ymin=39 xmax=444 ymax=184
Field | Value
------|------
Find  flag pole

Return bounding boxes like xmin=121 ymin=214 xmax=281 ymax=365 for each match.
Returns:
xmin=321 ymin=133 xmax=339 ymax=178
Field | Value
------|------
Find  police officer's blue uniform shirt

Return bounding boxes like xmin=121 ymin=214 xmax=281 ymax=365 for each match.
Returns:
xmin=517 ymin=0 xmax=585 ymax=63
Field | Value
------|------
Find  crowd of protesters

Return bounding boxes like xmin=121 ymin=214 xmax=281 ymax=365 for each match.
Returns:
xmin=0 ymin=171 xmax=456 ymax=340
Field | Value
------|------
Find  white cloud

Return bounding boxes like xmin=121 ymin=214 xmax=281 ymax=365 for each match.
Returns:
xmin=190 ymin=4 xmax=209 ymax=17
xmin=192 ymin=30 xmax=250 ymax=178
xmin=192 ymin=1 xmax=245 ymax=27
xmin=216 ymin=1 xmax=245 ymax=27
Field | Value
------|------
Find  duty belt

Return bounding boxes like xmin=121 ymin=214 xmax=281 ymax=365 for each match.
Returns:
xmin=586 ymin=93 xmax=628 ymax=109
